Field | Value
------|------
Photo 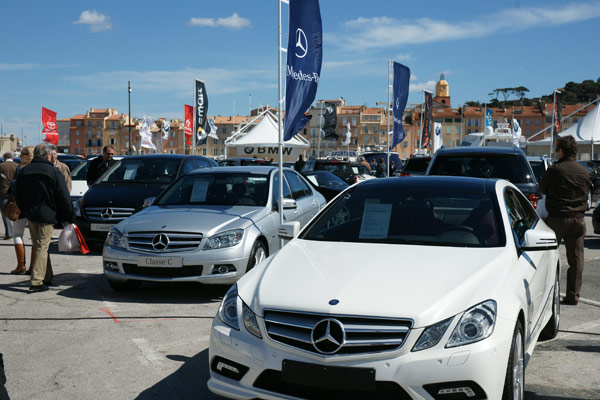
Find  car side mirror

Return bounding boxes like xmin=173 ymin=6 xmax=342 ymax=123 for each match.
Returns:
xmin=520 ymin=229 xmax=558 ymax=252
xmin=143 ymin=197 xmax=156 ymax=208
xmin=278 ymin=221 xmax=301 ymax=240
xmin=282 ymin=198 xmax=297 ymax=210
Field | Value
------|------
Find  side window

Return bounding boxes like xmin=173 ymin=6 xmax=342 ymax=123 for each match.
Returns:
xmin=504 ymin=188 xmax=537 ymax=244
xmin=272 ymin=173 xmax=292 ymax=200
xmin=194 ymin=158 xmax=212 ymax=169
xmin=284 ymin=171 xmax=311 ymax=199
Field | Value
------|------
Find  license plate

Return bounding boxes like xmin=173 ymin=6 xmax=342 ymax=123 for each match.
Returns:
xmin=281 ymin=359 xmax=375 ymax=391
xmin=91 ymin=223 xmax=113 ymax=232
xmin=137 ymin=256 xmax=183 ymax=268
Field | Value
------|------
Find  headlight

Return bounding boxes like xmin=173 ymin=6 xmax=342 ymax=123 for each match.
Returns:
xmin=105 ymin=228 xmax=127 ymax=248
xmin=218 ymin=284 xmax=239 ymax=330
xmin=242 ymin=302 xmax=261 ymax=338
xmin=446 ymin=300 xmax=497 ymax=348
xmin=412 ymin=317 xmax=453 ymax=352
xmin=204 ymin=229 xmax=244 ymax=250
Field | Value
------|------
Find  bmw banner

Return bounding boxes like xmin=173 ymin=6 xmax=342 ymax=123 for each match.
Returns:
xmin=421 ymin=90 xmax=433 ymax=148
xmin=322 ymin=102 xmax=338 ymax=141
xmin=283 ymin=0 xmax=323 ymax=142
xmin=391 ymin=62 xmax=410 ymax=149
xmin=194 ymin=79 xmax=209 ymax=146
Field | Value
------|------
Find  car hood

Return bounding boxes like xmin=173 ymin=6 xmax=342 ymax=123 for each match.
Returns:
xmin=83 ymin=183 xmax=169 ymax=209
xmin=239 ymin=240 xmax=512 ymax=328
xmin=116 ymin=205 xmax=270 ymax=236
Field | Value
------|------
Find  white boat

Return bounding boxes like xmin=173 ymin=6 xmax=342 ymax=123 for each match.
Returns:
xmin=461 ymin=123 xmax=514 ymax=147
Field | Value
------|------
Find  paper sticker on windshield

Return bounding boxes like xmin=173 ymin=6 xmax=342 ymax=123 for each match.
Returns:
xmin=359 ymin=203 xmax=392 ymax=239
xmin=190 ymin=180 xmax=209 ymax=202
xmin=124 ymin=165 xmax=138 ymax=180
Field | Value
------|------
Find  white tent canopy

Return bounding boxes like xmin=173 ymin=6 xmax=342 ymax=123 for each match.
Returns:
xmin=528 ymin=104 xmax=600 ymax=146
xmin=225 ymin=109 xmax=309 ymax=148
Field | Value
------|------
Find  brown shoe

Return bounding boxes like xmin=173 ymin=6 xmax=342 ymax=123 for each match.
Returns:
xmin=10 ymin=244 xmax=26 ymax=274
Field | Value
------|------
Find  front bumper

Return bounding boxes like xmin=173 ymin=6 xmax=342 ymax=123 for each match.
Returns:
xmin=102 ymin=243 xmax=250 ymax=285
xmin=207 ymin=314 xmax=516 ymax=400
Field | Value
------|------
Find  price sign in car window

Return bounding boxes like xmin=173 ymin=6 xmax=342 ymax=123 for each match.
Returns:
xmin=190 ymin=179 xmax=210 ymax=202
xmin=359 ymin=203 xmax=392 ymax=239
xmin=124 ymin=165 xmax=138 ymax=180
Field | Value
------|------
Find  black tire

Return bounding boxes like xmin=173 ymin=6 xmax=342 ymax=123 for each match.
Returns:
xmin=502 ymin=321 xmax=525 ymax=400
xmin=107 ymin=279 xmax=141 ymax=291
xmin=540 ymin=268 xmax=560 ymax=340
xmin=246 ymin=241 xmax=267 ymax=273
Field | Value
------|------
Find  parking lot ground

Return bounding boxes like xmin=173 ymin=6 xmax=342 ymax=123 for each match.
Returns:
xmin=1 ymin=217 xmax=599 ymax=399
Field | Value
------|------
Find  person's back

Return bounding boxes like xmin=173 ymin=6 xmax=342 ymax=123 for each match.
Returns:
xmin=0 ymin=153 xmax=17 ymax=194
xmin=542 ymin=158 xmax=589 ymax=216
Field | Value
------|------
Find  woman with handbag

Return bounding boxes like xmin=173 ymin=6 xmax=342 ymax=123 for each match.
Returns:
xmin=9 ymin=146 xmax=33 ymax=275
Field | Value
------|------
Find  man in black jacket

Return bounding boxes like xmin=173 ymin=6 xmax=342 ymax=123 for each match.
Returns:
xmin=540 ymin=135 xmax=590 ymax=305
xmin=86 ymin=145 xmax=117 ymax=185
xmin=15 ymin=143 xmax=73 ymax=293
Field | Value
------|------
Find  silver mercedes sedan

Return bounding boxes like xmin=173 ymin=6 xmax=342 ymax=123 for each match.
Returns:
xmin=102 ymin=166 xmax=326 ymax=291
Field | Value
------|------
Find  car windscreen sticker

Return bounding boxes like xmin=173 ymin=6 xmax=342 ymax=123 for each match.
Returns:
xmin=359 ymin=203 xmax=392 ymax=239
xmin=124 ymin=165 xmax=138 ymax=180
xmin=190 ymin=180 xmax=210 ymax=202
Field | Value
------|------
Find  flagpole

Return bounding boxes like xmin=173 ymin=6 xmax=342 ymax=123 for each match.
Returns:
xmin=550 ymin=90 xmax=556 ymax=155
xmin=277 ymin=0 xmax=284 ymax=228
xmin=318 ymin=101 xmax=322 ymax=158
xmin=386 ymin=59 xmax=391 ymax=177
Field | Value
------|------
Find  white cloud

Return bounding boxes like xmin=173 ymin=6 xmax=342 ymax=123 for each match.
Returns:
xmin=188 ymin=13 xmax=251 ymax=30
xmin=331 ymin=1 xmax=600 ymax=50
xmin=409 ymin=80 xmax=436 ymax=93
xmin=0 ymin=63 xmax=39 ymax=71
xmin=73 ymin=10 xmax=112 ymax=32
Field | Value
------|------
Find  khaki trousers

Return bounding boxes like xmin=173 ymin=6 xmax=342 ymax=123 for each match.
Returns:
xmin=546 ymin=215 xmax=586 ymax=302
xmin=28 ymin=221 xmax=54 ymax=287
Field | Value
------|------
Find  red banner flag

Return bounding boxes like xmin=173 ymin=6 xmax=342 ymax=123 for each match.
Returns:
xmin=41 ymin=107 xmax=59 ymax=145
xmin=184 ymin=104 xmax=193 ymax=145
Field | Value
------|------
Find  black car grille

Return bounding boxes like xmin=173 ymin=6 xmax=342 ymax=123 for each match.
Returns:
xmin=122 ymin=263 xmax=203 ymax=277
xmin=254 ymin=370 xmax=412 ymax=400
xmin=263 ymin=310 xmax=412 ymax=356
xmin=127 ymin=231 xmax=203 ymax=253
xmin=84 ymin=206 xmax=135 ymax=222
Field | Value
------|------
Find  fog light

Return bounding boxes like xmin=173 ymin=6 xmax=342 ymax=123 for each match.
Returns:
xmin=210 ymin=356 xmax=249 ymax=381
xmin=212 ymin=264 xmax=236 ymax=274
xmin=104 ymin=262 xmax=119 ymax=272
xmin=438 ymin=387 xmax=476 ymax=397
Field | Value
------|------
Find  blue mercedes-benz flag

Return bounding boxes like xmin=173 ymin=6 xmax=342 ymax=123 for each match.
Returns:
xmin=391 ymin=62 xmax=410 ymax=149
xmin=283 ymin=0 xmax=322 ymax=142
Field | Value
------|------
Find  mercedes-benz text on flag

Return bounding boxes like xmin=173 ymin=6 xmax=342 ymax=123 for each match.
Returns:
xmin=391 ymin=62 xmax=410 ymax=149
xmin=41 ymin=107 xmax=59 ymax=145
xmin=194 ymin=79 xmax=209 ymax=146
xmin=283 ymin=0 xmax=323 ymax=142
xmin=184 ymin=104 xmax=193 ymax=146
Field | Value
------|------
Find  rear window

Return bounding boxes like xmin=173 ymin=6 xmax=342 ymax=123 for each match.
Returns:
xmin=429 ymin=154 xmax=535 ymax=184
xmin=403 ymin=157 xmax=431 ymax=172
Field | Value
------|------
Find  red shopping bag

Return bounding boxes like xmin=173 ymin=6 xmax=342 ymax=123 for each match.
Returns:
xmin=73 ymin=224 xmax=91 ymax=255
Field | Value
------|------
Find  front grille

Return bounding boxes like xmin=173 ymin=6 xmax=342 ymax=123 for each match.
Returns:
xmin=122 ymin=263 xmax=203 ymax=277
xmin=254 ymin=370 xmax=412 ymax=400
xmin=127 ymin=231 xmax=203 ymax=253
xmin=263 ymin=310 xmax=412 ymax=356
xmin=84 ymin=206 xmax=135 ymax=222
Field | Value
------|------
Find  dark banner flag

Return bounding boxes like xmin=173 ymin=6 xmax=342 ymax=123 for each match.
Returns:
xmin=421 ymin=90 xmax=433 ymax=148
xmin=184 ymin=104 xmax=193 ymax=146
xmin=194 ymin=79 xmax=209 ymax=146
xmin=41 ymin=107 xmax=59 ymax=145
xmin=391 ymin=62 xmax=410 ymax=149
xmin=552 ymin=91 xmax=562 ymax=140
xmin=322 ymin=102 xmax=338 ymax=140
xmin=283 ymin=0 xmax=323 ymax=142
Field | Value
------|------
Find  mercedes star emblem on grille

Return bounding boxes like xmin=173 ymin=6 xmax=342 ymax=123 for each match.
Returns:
xmin=101 ymin=208 xmax=114 ymax=219
xmin=152 ymin=233 xmax=169 ymax=251
xmin=311 ymin=318 xmax=345 ymax=354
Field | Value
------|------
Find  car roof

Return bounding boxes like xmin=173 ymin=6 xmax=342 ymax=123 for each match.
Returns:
xmin=121 ymin=154 xmax=203 ymax=161
xmin=354 ymin=175 xmax=498 ymax=194
xmin=435 ymin=146 xmax=523 ymax=155
xmin=188 ymin=165 xmax=284 ymax=175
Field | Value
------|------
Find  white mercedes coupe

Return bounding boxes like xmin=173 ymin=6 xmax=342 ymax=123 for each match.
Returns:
xmin=208 ymin=176 xmax=560 ymax=400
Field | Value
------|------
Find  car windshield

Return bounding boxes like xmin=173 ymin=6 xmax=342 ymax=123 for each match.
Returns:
xmin=100 ymin=159 xmax=181 ymax=184
xmin=71 ymin=160 xmax=90 ymax=181
xmin=157 ymin=173 xmax=269 ymax=206
xmin=301 ymin=185 xmax=503 ymax=247
xmin=430 ymin=154 xmax=535 ymax=183
xmin=316 ymin=162 xmax=352 ymax=174
xmin=304 ymin=172 xmax=348 ymax=189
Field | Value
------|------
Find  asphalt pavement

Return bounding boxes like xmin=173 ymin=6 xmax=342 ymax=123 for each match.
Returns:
xmin=0 ymin=213 xmax=599 ymax=399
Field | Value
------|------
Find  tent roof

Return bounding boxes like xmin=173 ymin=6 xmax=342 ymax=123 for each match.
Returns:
xmin=528 ymin=104 xmax=600 ymax=145
xmin=225 ymin=110 xmax=309 ymax=148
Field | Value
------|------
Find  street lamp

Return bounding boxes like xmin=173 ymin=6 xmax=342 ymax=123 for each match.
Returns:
xmin=128 ymin=81 xmax=132 ymax=154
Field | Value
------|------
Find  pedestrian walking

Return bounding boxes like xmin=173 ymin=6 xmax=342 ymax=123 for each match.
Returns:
xmin=86 ymin=145 xmax=116 ymax=185
xmin=0 ymin=151 xmax=18 ymax=240
xmin=540 ymin=135 xmax=590 ymax=305
xmin=15 ymin=143 xmax=74 ymax=293
xmin=376 ymin=157 xmax=387 ymax=177
xmin=49 ymin=145 xmax=72 ymax=192
xmin=8 ymin=146 xmax=34 ymax=275
xmin=294 ymin=154 xmax=306 ymax=172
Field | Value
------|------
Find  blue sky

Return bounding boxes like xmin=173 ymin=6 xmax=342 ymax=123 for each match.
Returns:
xmin=2 ymin=0 xmax=600 ymax=146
